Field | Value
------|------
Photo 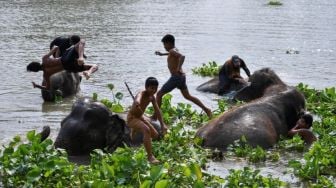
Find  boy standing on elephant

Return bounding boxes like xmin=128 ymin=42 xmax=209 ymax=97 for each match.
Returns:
xmin=127 ymin=77 xmax=168 ymax=164
xmin=153 ymin=34 xmax=212 ymax=119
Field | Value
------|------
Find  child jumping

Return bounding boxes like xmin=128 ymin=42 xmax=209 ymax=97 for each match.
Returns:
xmin=127 ymin=77 xmax=168 ymax=164
xmin=153 ymin=34 xmax=212 ymax=119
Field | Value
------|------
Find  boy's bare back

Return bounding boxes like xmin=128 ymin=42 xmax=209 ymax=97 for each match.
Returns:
xmin=167 ymin=48 xmax=184 ymax=75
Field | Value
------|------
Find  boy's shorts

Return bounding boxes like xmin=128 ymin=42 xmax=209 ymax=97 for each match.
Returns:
xmin=160 ymin=74 xmax=187 ymax=93
xmin=61 ymin=47 xmax=85 ymax=73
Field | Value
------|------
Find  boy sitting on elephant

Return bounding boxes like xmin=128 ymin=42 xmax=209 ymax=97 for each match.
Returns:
xmin=218 ymin=55 xmax=251 ymax=95
xmin=288 ymin=113 xmax=317 ymax=144
xmin=127 ymin=77 xmax=168 ymax=164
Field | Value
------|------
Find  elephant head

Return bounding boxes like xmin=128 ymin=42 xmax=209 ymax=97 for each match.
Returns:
xmin=42 ymin=70 xmax=81 ymax=101
xmin=54 ymin=97 xmax=131 ymax=155
xmin=234 ymin=68 xmax=287 ymax=102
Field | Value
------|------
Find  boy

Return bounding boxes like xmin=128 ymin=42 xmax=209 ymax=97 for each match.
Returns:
xmin=50 ymin=35 xmax=81 ymax=57
xmin=127 ymin=77 xmax=168 ymax=164
xmin=218 ymin=55 xmax=251 ymax=95
xmin=27 ymin=39 xmax=98 ymax=91
xmin=154 ymin=34 xmax=212 ymax=118
xmin=288 ymin=114 xmax=317 ymax=144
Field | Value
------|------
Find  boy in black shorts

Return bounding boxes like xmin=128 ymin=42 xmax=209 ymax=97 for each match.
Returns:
xmin=153 ymin=34 xmax=212 ymax=119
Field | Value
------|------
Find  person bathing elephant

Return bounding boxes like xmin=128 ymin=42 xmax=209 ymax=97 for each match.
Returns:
xmin=196 ymin=68 xmax=306 ymax=150
xmin=33 ymin=70 xmax=81 ymax=101
xmin=196 ymin=55 xmax=251 ymax=95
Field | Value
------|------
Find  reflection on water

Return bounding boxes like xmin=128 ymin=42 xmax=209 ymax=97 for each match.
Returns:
xmin=0 ymin=0 xmax=335 ymax=184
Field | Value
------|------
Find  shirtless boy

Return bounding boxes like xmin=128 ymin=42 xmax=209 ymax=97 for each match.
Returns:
xmin=27 ymin=39 xmax=98 ymax=91
xmin=288 ymin=114 xmax=317 ymax=144
xmin=218 ymin=55 xmax=251 ymax=95
xmin=154 ymin=34 xmax=212 ymax=118
xmin=127 ymin=77 xmax=168 ymax=164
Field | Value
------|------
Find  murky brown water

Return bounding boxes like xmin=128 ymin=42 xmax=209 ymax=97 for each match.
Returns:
xmin=0 ymin=0 xmax=335 ymax=185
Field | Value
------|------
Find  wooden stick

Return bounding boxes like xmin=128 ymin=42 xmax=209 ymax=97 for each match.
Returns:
xmin=124 ymin=82 xmax=135 ymax=101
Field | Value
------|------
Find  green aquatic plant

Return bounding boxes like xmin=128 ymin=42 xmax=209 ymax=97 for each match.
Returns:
xmin=192 ymin=61 xmax=220 ymax=77
xmin=226 ymin=136 xmax=268 ymax=163
xmin=268 ymin=0 xmax=283 ymax=6
xmin=0 ymin=131 xmax=78 ymax=187
xmin=93 ymin=83 xmax=125 ymax=113
xmin=287 ymin=84 xmax=336 ymax=186
xmin=225 ymin=167 xmax=286 ymax=187
xmin=277 ymin=135 xmax=305 ymax=152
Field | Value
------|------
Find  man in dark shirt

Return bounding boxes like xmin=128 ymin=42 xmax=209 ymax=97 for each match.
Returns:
xmin=218 ymin=55 xmax=251 ymax=95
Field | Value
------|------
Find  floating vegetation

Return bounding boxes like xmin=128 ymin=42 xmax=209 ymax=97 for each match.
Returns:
xmin=192 ymin=61 xmax=220 ymax=77
xmin=1 ymin=83 xmax=335 ymax=186
xmin=268 ymin=0 xmax=283 ymax=6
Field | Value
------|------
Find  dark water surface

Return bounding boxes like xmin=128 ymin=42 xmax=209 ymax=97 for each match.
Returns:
xmin=0 ymin=0 xmax=335 ymax=184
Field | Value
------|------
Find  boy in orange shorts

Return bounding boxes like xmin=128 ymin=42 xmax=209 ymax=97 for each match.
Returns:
xmin=127 ymin=77 xmax=168 ymax=164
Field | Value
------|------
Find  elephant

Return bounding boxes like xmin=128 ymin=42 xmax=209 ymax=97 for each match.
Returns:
xmin=233 ymin=68 xmax=288 ymax=102
xmin=196 ymin=77 xmax=248 ymax=95
xmin=196 ymin=68 xmax=306 ymax=150
xmin=54 ymin=97 xmax=132 ymax=155
xmin=42 ymin=70 xmax=81 ymax=101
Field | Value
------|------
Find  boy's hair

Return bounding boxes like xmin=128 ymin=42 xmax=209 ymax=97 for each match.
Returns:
xmin=70 ymin=35 xmax=80 ymax=45
xmin=27 ymin=61 xmax=42 ymax=72
xmin=145 ymin=77 xmax=159 ymax=87
xmin=301 ymin=114 xmax=313 ymax=128
xmin=161 ymin=34 xmax=175 ymax=45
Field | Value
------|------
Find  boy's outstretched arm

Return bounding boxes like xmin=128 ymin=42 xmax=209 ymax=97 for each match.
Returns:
xmin=151 ymin=96 xmax=168 ymax=134
xmin=155 ymin=51 xmax=169 ymax=56
xmin=32 ymin=82 xmax=48 ymax=91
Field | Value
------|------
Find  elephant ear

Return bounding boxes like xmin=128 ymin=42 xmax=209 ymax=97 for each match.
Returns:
xmin=106 ymin=114 xmax=131 ymax=152
xmin=84 ymin=107 xmax=110 ymax=128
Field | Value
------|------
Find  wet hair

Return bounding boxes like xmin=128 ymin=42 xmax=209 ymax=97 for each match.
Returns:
xmin=27 ymin=61 xmax=42 ymax=72
xmin=232 ymin=55 xmax=240 ymax=66
xmin=161 ymin=34 xmax=175 ymax=45
xmin=301 ymin=114 xmax=313 ymax=128
xmin=70 ymin=35 xmax=80 ymax=45
xmin=145 ymin=77 xmax=159 ymax=87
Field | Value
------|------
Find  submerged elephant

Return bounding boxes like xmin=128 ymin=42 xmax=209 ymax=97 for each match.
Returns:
xmin=42 ymin=71 xmax=81 ymax=101
xmin=196 ymin=68 xmax=306 ymax=150
xmin=233 ymin=68 xmax=287 ymax=102
xmin=54 ymin=97 xmax=131 ymax=155
xmin=196 ymin=77 xmax=248 ymax=95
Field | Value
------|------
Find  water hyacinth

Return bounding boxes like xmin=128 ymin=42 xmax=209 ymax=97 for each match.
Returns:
xmin=1 ymin=80 xmax=335 ymax=187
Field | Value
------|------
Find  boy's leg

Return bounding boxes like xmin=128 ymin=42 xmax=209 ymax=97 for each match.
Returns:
xmin=142 ymin=119 xmax=159 ymax=139
xmin=152 ymin=76 xmax=176 ymax=120
xmin=180 ymin=88 xmax=212 ymax=118
xmin=82 ymin=64 xmax=98 ymax=80
xmin=74 ymin=39 xmax=85 ymax=65
xmin=129 ymin=118 xmax=160 ymax=164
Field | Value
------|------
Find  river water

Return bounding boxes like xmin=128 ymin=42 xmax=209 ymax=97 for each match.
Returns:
xmin=0 ymin=0 xmax=335 ymax=184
